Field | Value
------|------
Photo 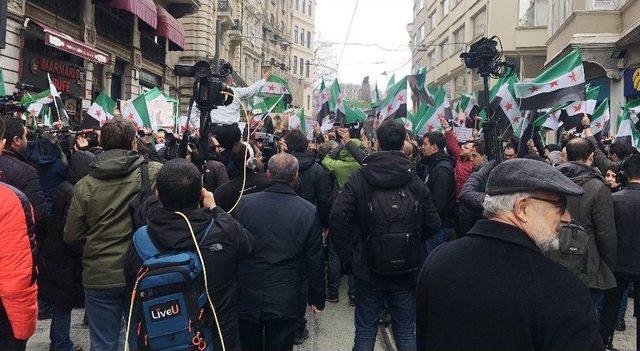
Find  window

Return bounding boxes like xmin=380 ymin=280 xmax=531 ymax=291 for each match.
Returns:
xmin=302 ymin=0 xmax=305 ymax=14
xmin=453 ymin=26 xmax=465 ymax=53
xmin=300 ymin=29 xmax=305 ymax=46
xmin=307 ymin=95 xmax=311 ymax=110
xmin=280 ymin=21 xmax=284 ymax=33
xmin=294 ymin=26 xmax=299 ymax=43
xmin=440 ymin=39 xmax=449 ymax=61
xmin=444 ymin=81 xmax=452 ymax=98
xmin=270 ymin=14 xmax=275 ymax=25
xmin=519 ymin=0 xmax=549 ymax=26
xmin=307 ymin=32 xmax=311 ymax=48
xmin=454 ymin=74 xmax=467 ymax=94
xmin=427 ymin=50 xmax=436 ymax=69
xmin=300 ymin=58 xmax=304 ymax=77
xmin=281 ymin=0 xmax=285 ymax=7
xmin=306 ymin=60 xmax=310 ymax=78
xmin=418 ymin=24 xmax=425 ymax=42
xmin=296 ymin=0 xmax=300 ymax=10
xmin=472 ymin=8 xmax=487 ymax=38
xmin=293 ymin=55 xmax=298 ymax=74
xmin=428 ymin=11 xmax=437 ymax=31
xmin=308 ymin=1 xmax=312 ymax=16
xmin=441 ymin=0 xmax=450 ymax=16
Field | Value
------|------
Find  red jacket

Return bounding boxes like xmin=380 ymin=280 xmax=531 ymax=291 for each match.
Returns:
xmin=444 ymin=129 xmax=474 ymax=198
xmin=0 ymin=182 xmax=38 ymax=341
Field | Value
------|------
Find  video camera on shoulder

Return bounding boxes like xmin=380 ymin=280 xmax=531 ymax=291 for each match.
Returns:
xmin=255 ymin=131 xmax=282 ymax=160
xmin=335 ymin=121 xmax=362 ymax=141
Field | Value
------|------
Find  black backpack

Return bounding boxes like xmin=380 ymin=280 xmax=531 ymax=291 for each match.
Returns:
xmin=129 ymin=160 xmax=155 ymax=232
xmin=364 ymin=184 xmax=424 ymax=275
xmin=547 ymin=221 xmax=590 ymax=280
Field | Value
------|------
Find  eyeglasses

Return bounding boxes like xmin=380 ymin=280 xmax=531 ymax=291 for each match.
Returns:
xmin=527 ymin=195 xmax=567 ymax=213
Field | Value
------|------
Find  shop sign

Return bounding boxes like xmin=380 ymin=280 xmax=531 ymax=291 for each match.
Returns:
xmin=624 ymin=67 xmax=640 ymax=97
xmin=25 ymin=54 xmax=85 ymax=97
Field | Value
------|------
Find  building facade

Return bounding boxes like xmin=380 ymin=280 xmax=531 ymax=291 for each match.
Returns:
xmin=1 ymin=0 xmax=194 ymax=127
xmin=408 ymin=0 xmax=549 ymax=107
xmin=545 ymin=0 xmax=640 ymax=128
xmin=290 ymin=0 xmax=315 ymax=116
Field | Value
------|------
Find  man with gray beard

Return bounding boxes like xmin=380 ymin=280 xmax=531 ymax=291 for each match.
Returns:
xmin=416 ymin=158 xmax=604 ymax=351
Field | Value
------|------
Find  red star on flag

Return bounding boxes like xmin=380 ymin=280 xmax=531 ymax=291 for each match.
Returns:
xmin=268 ymin=84 xmax=276 ymax=92
xmin=127 ymin=113 xmax=135 ymax=120
xmin=513 ymin=116 xmax=521 ymax=123
xmin=280 ymin=86 xmax=287 ymax=93
xmin=386 ymin=105 xmax=393 ymax=112
xmin=572 ymin=104 xmax=582 ymax=113
xmin=398 ymin=95 xmax=404 ymax=103
xmin=549 ymin=81 xmax=559 ymax=88
xmin=95 ymin=110 xmax=102 ymax=117
xmin=436 ymin=113 xmax=444 ymax=120
xmin=595 ymin=122 xmax=602 ymax=129
xmin=504 ymin=102 xmax=513 ymax=111
xmin=568 ymin=71 xmax=577 ymax=82
xmin=528 ymin=86 xmax=539 ymax=93
xmin=427 ymin=124 xmax=436 ymax=132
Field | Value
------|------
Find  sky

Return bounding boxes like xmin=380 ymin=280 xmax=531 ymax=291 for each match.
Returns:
xmin=314 ymin=0 xmax=413 ymax=91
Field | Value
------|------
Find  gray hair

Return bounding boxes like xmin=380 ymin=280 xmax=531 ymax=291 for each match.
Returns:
xmin=268 ymin=153 xmax=299 ymax=183
xmin=482 ymin=192 xmax=534 ymax=218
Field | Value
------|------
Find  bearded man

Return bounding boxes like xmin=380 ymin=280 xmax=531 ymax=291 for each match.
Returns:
xmin=415 ymin=158 xmax=604 ymax=351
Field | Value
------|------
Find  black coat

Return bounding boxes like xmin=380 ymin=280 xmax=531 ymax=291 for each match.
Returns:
xmin=330 ymin=151 xmax=441 ymax=289
xmin=231 ymin=182 xmax=325 ymax=322
xmin=423 ymin=151 xmax=456 ymax=228
xmin=38 ymin=151 xmax=95 ymax=309
xmin=291 ymin=151 xmax=332 ymax=228
xmin=0 ymin=149 xmax=48 ymax=237
xmin=613 ymin=183 xmax=640 ymax=278
xmin=416 ymin=219 xmax=603 ymax=351
xmin=124 ymin=206 xmax=254 ymax=351
xmin=558 ymin=161 xmax=617 ymax=289
xmin=213 ymin=172 xmax=270 ymax=212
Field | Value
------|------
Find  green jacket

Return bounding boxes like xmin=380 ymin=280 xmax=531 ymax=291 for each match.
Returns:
xmin=322 ymin=147 xmax=361 ymax=189
xmin=64 ymin=150 xmax=162 ymax=289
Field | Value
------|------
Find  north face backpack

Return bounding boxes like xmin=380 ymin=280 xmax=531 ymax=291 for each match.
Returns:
xmin=547 ymin=221 xmax=590 ymax=279
xmin=364 ymin=185 xmax=424 ymax=275
xmin=124 ymin=213 xmax=224 ymax=351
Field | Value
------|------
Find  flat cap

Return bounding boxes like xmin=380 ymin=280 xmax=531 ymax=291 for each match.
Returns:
xmin=486 ymin=158 xmax=584 ymax=196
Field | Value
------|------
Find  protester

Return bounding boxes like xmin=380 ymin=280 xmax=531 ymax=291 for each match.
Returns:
xmin=600 ymin=154 xmax=640 ymax=349
xmin=331 ymin=121 xmax=440 ymax=351
xmin=232 ymin=153 xmax=325 ymax=351
xmin=39 ymin=150 xmax=95 ymax=351
xmin=283 ymin=129 xmax=331 ymax=344
xmin=124 ymin=158 xmax=255 ymax=351
xmin=154 ymin=129 xmax=166 ymax=152
xmin=0 ymin=117 xmax=38 ymax=351
xmin=25 ymin=130 xmax=67 ymax=213
xmin=0 ymin=117 xmax=48 ymax=238
xmin=203 ymin=133 xmax=230 ymax=192
xmin=440 ymin=116 xmax=485 ymax=197
xmin=210 ymin=70 xmax=270 ymax=150
xmin=416 ymin=158 xmax=603 ymax=351
xmin=557 ymin=138 xmax=617 ymax=303
xmin=214 ymin=141 xmax=269 ymax=212
xmin=605 ymin=164 xmax=622 ymax=192
xmin=64 ymin=118 xmax=163 ymax=350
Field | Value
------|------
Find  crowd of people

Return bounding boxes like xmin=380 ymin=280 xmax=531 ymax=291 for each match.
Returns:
xmin=1 ymin=80 xmax=640 ymax=351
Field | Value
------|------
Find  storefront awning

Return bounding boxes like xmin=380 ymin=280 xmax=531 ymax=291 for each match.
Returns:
xmin=106 ymin=0 xmax=158 ymax=29
xmin=27 ymin=19 xmax=110 ymax=65
xmin=157 ymin=6 xmax=185 ymax=51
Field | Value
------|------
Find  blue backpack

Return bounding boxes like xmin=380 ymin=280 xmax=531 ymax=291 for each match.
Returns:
xmin=125 ymin=218 xmax=219 ymax=351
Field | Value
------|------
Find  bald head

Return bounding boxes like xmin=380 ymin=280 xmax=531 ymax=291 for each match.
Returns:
xmin=268 ymin=153 xmax=299 ymax=184
xmin=566 ymin=137 xmax=594 ymax=163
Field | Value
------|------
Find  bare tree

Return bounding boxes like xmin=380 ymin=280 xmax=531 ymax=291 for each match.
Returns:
xmin=312 ymin=34 xmax=338 ymax=88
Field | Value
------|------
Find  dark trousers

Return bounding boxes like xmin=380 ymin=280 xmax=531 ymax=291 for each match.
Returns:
xmin=0 ymin=336 xmax=26 ymax=351
xmin=238 ymin=318 xmax=297 ymax=351
xmin=601 ymin=274 xmax=640 ymax=349
xmin=211 ymin=123 xmax=241 ymax=150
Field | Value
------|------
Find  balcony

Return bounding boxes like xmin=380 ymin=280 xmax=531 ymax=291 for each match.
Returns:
xmin=165 ymin=0 xmax=200 ymax=18
xmin=229 ymin=19 xmax=243 ymax=45
xmin=217 ymin=0 xmax=234 ymax=28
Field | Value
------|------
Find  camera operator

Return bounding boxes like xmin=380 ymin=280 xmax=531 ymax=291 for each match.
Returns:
xmin=209 ymin=69 xmax=270 ymax=151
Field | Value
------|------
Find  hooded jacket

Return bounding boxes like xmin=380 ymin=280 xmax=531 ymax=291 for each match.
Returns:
xmin=124 ymin=206 xmax=254 ymax=351
xmin=0 ymin=182 xmax=37 ymax=342
xmin=330 ymin=151 xmax=441 ymax=289
xmin=444 ymin=129 xmax=475 ymax=198
xmin=423 ymin=151 xmax=456 ymax=228
xmin=291 ymin=151 xmax=332 ymax=228
xmin=322 ymin=143 xmax=362 ymax=189
xmin=39 ymin=151 xmax=95 ymax=309
xmin=557 ymin=161 xmax=617 ymax=290
xmin=25 ymin=136 xmax=67 ymax=213
xmin=64 ymin=149 xmax=162 ymax=289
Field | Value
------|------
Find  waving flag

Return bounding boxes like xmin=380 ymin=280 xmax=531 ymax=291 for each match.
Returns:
xmin=456 ymin=93 xmax=477 ymax=116
xmin=625 ymin=98 xmax=640 ymax=129
xmin=21 ymin=89 xmax=53 ymax=118
xmin=48 ymin=74 xmax=70 ymax=126
xmin=408 ymin=67 xmax=434 ymax=107
xmin=261 ymin=74 xmax=290 ymax=95
xmin=616 ymin=106 xmax=640 ymax=150
xmin=490 ymin=74 xmax=523 ymax=133
xmin=86 ymin=91 xmax=116 ymax=127
xmin=379 ymin=77 xmax=408 ymax=120
xmin=346 ymin=107 xmax=367 ymax=124
xmin=316 ymin=79 xmax=331 ymax=123
xmin=121 ymin=93 xmax=151 ymax=129
xmin=515 ymin=49 xmax=585 ymax=111
xmin=329 ymin=79 xmax=346 ymax=123
xmin=413 ymin=88 xmax=449 ymax=136
xmin=590 ymin=98 xmax=610 ymax=136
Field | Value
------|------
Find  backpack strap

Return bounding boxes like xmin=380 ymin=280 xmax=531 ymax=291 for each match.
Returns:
xmin=132 ymin=225 xmax=160 ymax=260
xmin=139 ymin=160 xmax=151 ymax=195
xmin=198 ymin=219 xmax=216 ymax=245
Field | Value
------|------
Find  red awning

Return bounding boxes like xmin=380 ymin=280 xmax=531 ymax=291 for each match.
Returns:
xmin=28 ymin=19 xmax=110 ymax=65
xmin=157 ymin=6 xmax=186 ymax=51
xmin=107 ymin=0 xmax=157 ymax=29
